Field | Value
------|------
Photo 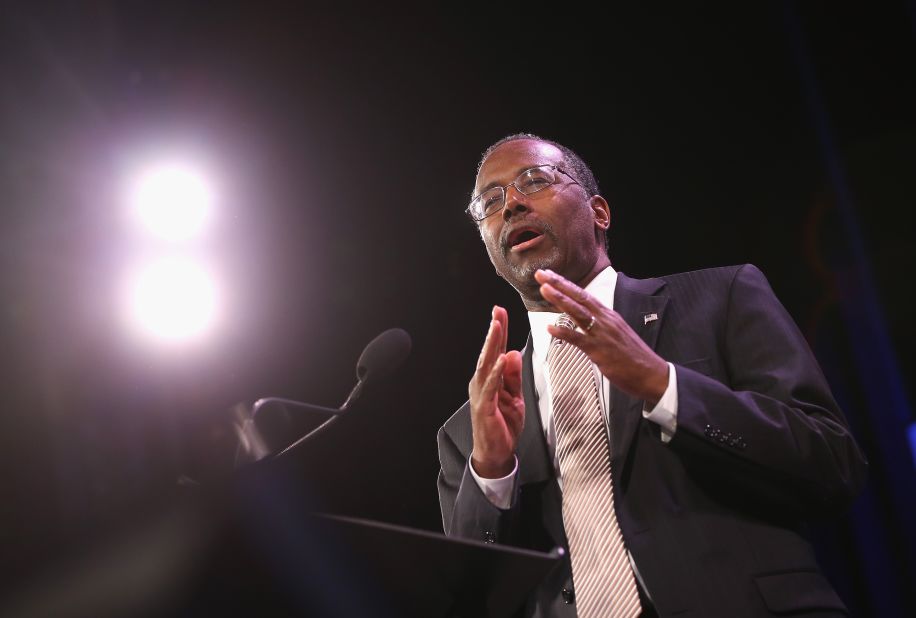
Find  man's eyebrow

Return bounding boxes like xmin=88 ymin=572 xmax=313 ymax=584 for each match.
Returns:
xmin=475 ymin=164 xmax=547 ymax=196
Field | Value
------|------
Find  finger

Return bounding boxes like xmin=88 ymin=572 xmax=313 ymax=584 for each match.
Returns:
xmin=476 ymin=317 xmax=503 ymax=374
xmin=479 ymin=354 xmax=506 ymax=406
xmin=535 ymin=269 xmax=600 ymax=312
xmin=501 ymin=349 xmax=523 ymax=396
xmin=546 ymin=323 xmax=591 ymax=352
xmin=498 ymin=351 xmax=525 ymax=435
xmin=539 ymin=282 xmax=593 ymax=328
xmin=493 ymin=305 xmax=509 ymax=355
xmin=498 ymin=391 xmax=525 ymax=436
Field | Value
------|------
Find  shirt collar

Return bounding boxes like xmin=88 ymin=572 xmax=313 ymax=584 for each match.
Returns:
xmin=528 ymin=265 xmax=618 ymax=363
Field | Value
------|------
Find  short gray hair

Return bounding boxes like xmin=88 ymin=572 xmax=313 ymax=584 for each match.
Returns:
xmin=476 ymin=133 xmax=601 ymax=199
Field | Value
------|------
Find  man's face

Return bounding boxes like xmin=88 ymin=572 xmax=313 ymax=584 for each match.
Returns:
xmin=474 ymin=139 xmax=606 ymax=294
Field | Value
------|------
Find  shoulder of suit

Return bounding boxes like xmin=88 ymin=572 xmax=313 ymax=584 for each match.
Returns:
xmin=438 ymin=401 xmax=474 ymax=457
xmin=440 ymin=400 xmax=472 ymax=437
xmin=652 ymin=263 xmax=765 ymax=288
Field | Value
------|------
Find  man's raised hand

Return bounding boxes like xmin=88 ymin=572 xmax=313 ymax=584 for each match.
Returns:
xmin=468 ymin=306 xmax=525 ymax=479
xmin=534 ymin=269 xmax=669 ymax=405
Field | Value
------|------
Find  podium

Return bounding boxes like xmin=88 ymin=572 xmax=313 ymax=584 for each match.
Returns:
xmin=171 ymin=461 xmax=563 ymax=618
xmin=311 ymin=513 xmax=562 ymax=618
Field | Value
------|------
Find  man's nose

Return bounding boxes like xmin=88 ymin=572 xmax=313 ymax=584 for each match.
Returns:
xmin=502 ymin=185 xmax=529 ymax=220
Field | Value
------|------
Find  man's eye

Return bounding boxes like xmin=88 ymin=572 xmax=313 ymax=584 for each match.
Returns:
xmin=520 ymin=176 xmax=550 ymax=190
xmin=483 ymin=192 xmax=503 ymax=209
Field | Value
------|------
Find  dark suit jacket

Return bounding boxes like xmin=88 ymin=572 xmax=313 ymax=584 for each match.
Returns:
xmin=437 ymin=265 xmax=868 ymax=618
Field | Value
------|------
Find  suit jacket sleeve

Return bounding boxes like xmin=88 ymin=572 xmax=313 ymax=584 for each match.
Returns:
xmin=437 ymin=406 xmax=520 ymax=542
xmin=667 ymin=264 xmax=868 ymax=515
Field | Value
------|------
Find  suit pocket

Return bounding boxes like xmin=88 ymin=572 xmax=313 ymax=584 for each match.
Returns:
xmin=754 ymin=570 xmax=848 ymax=614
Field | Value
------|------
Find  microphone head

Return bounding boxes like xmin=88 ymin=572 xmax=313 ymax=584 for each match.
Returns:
xmin=356 ymin=327 xmax=412 ymax=383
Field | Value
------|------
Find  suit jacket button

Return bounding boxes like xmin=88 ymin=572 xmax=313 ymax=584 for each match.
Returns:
xmin=561 ymin=588 xmax=575 ymax=604
xmin=483 ymin=531 xmax=496 ymax=544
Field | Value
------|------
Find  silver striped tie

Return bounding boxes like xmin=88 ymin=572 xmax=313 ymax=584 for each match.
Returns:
xmin=548 ymin=314 xmax=642 ymax=618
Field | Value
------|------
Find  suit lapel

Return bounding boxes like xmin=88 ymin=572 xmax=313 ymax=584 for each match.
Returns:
xmin=610 ymin=273 xmax=669 ymax=475
xmin=517 ymin=335 xmax=553 ymax=486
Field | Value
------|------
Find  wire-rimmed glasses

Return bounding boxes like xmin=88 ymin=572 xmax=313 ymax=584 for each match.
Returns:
xmin=466 ymin=165 xmax=580 ymax=221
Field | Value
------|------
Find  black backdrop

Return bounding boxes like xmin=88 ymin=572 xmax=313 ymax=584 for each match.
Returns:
xmin=0 ymin=2 xmax=913 ymax=616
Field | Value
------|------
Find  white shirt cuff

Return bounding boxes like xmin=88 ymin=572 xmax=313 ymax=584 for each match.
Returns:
xmin=642 ymin=362 xmax=678 ymax=443
xmin=468 ymin=455 xmax=518 ymax=509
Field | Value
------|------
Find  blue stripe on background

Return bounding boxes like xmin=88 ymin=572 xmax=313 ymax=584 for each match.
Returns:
xmin=909 ymin=422 xmax=916 ymax=470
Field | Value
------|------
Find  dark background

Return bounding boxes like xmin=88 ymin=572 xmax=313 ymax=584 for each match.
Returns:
xmin=0 ymin=1 xmax=913 ymax=616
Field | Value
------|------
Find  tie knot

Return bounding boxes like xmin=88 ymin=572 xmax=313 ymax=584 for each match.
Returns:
xmin=550 ymin=314 xmax=576 ymax=353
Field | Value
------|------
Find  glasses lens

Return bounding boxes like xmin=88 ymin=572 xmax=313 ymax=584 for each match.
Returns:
xmin=516 ymin=166 xmax=556 ymax=195
xmin=469 ymin=188 xmax=504 ymax=220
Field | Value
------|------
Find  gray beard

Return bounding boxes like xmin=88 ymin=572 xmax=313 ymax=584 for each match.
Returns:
xmin=503 ymin=244 xmax=562 ymax=283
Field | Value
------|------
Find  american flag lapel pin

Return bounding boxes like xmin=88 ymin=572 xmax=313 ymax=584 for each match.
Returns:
xmin=644 ymin=312 xmax=658 ymax=325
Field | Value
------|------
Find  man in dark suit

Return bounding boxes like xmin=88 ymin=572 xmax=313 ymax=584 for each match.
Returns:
xmin=437 ymin=134 xmax=868 ymax=617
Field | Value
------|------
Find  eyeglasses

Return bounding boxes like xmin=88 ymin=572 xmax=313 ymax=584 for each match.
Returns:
xmin=466 ymin=164 xmax=580 ymax=221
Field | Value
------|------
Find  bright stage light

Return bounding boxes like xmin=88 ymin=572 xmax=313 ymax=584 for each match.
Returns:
xmin=130 ymin=164 xmax=214 ymax=241
xmin=125 ymin=258 xmax=218 ymax=343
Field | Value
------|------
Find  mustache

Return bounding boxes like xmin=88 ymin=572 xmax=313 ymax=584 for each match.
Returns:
xmin=500 ymin=218 xmax=556 ymax=255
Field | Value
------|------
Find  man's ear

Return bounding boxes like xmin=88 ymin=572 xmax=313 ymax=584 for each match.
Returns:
xmin=590 ymin=196 xmax=611 ymax=232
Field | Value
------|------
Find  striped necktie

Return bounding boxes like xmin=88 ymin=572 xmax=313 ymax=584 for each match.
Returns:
xmin=548 ymin=314 xmax=642 ymax=618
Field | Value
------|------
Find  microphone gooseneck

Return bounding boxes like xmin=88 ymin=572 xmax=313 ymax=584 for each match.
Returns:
xmin=240 ymin=327 xmax=412 ymax=463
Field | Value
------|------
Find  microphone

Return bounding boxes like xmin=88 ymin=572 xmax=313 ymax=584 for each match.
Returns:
xmin=236 ymin=328 xmax=412 ymax=463
xmin=341 ymin=326 xmax=412 ymax=410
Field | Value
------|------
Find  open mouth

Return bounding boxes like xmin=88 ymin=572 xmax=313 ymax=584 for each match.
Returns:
xmin=507 ymin=227 xmax=546 ymax=253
